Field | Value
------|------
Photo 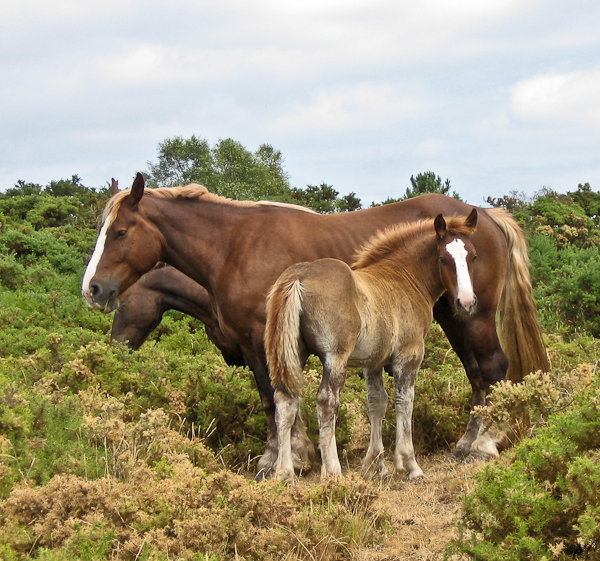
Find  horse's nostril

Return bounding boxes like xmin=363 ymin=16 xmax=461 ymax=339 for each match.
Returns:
xmin=90 ymin=283 xmax=101 ymax=298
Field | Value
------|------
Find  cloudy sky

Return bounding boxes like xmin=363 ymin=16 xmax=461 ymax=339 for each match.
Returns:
xmin=1 ymin=0 xmax=599 ymax=205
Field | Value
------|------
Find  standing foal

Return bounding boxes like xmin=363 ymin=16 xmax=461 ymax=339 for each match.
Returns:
xmin=265 ymin=211 xmax=478 ymax=481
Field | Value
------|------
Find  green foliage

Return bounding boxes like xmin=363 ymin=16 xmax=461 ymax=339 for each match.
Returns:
xmin=489 ymin=183 xmax=600 ymax=336
xmin=448 ymin=373 xmax=600 ymax=560
xmin=290 ymin=183 xmax=362 ymax=213
xmin=531 ymin=240 xmax=600 ymax=336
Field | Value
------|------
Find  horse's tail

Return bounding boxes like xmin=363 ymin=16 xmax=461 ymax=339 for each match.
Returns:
xmin=485 ymin=208 xmax=550 ymax=382
xmin=265 ymin=276 xmax=305 ymax=397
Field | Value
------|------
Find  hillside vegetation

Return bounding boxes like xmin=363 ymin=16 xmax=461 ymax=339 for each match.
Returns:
xmin=0 ymin=153 xmax=599 ymax=559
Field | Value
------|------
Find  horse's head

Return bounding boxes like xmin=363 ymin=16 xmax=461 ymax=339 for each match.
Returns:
xmin=434 ymin=208 xmax=478 ymax=315
xmin=82 ymin=173 xmax=164 ymax=313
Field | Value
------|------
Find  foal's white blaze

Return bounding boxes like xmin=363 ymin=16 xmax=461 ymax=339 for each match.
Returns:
xmin=446 ymin=238 xmax=475 ymax=311
xmin=81 ymin=216 xmax=114 ymax=307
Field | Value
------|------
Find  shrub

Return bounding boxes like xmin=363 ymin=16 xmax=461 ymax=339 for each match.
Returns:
xmin=447 ymin=373 xmax=600 ymax=560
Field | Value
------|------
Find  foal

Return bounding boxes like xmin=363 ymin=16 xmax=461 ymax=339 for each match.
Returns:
xmin=265 ymin=211 xmax=478 ymax=481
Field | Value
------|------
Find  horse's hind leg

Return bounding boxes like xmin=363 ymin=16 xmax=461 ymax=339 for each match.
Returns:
xmin=361 ymin=366 xmax=390 ymax=478
xmin=391 ymin=354 xmax=424 ymax=480
xmin=317 ymin=356 xmax=348 ymax=479
xmin=274 ymin=389 xmax=300 ymax=482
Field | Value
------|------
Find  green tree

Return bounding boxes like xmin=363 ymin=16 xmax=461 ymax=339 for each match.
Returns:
xmin=146 ymin=136 xmax=292 ymax=201
xmin=567 ymin=182 xmax=600 ymax=226
xmin=404 ymin=171 xmax=461 ymax=200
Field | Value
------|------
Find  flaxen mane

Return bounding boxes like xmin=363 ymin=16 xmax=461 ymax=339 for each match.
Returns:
xmin=102 ymin=183 xmax=314 ymax=224
xmin=352 ymin=215 xmax=476 ymax=270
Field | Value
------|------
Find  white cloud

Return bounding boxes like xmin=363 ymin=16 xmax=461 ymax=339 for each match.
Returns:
xmin=272 ymin=85 xmax=426 ymax=134
xmin=511 ymin=67 xmax=600 ymax=126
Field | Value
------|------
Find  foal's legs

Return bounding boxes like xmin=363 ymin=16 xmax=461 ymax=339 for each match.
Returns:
xmin=273 ymin=389 xmax=300 ymax=482
xmin=362 ymin=366 xmax=390 ymax=478
xmin=317 ymin=355 xmax=349 ymax=478
xmin=391 ymin=354 xmax=424 ymax=480
xmin=246 ymin=349 xmax=314 ymax=480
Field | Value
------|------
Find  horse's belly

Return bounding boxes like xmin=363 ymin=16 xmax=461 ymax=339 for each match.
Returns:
xmin=347 ymin=337 xmax=390 ymax=368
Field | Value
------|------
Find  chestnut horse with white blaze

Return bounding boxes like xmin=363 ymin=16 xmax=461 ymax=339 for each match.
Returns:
xmin=107 ymin=179 xmax=244 ymax=365
xmin=82 ymin=174 xmax=548 ymax=477
xmin=265 ymin=212 xmax=478 ymax=481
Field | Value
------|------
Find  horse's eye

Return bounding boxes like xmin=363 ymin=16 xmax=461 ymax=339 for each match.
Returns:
xmin=439 ymin=256 xmax=448 ymax=265
xmin=116 ymin=230 xmax=127 ymax=239
xmin=473 ymin=254 xmax=478 ymax=261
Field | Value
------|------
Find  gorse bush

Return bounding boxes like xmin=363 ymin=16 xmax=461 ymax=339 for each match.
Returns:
xmin=447 ymin=365 xmax=600 ymax=560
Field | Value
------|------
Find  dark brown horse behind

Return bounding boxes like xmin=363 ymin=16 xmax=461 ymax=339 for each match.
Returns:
xmin=111 ymin=264 xmax=244 ymax=367
xmin=82 ymin=174 xmax=548 ymax=477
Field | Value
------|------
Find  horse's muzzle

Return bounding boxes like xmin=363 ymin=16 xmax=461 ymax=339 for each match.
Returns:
xmin=83 ymin=281 xmax=120 ymax=313
xmin=456 ymin=295 xmax=478 ymax=315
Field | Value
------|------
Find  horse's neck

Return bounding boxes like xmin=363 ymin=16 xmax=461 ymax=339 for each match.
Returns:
xmin=160 ymin=290 xmax=216 ymax=327
xmin=369 ymin=239 xmax=443 ymax=308
xmin=143 ymin=198 xmax=236 ymax=291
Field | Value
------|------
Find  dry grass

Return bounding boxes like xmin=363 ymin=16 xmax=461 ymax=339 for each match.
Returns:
xmin=350 ymin=453 xmax=484 ymax=561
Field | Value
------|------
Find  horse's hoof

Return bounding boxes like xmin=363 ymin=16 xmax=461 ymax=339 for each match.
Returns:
xmin=463 ymin=452 xmax=495 ymax=464
xmin=406 ymin=470 xmax=424 ymax=481
xmin=446 ymin=450 xmax=468 ymax=462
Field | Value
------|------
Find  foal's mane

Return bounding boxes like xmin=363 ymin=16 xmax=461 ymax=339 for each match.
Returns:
xmin=352 ymin=215 xmax=476 ymax=270
xmin=102 ymin=183 xmax=315 ymax=223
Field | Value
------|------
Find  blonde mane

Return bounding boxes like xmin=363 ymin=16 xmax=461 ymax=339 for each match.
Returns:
xmin=352 ymin=215 xmax=476 ymax=270
xmin=102 ymin=183 xmax=315 ymax=223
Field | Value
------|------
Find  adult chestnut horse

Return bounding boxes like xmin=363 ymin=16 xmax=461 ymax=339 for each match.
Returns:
xmin=82 ymin=173 xmax=548 ymax=477
xmin=111 ymin=264 xmax=245 ymax=367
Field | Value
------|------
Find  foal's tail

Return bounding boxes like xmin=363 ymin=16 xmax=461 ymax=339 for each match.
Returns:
xmin=265 ymin=276 xmax=305 ymax=397
xmin=485 ymin=208 xmax=550 ymax=382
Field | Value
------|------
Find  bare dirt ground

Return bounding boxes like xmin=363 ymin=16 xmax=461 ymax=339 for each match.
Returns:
xmin=353 ymin=453 xmax=484 ymax=561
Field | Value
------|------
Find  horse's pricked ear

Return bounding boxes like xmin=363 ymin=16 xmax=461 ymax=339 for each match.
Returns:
xmin=111 ymin=178 xmax=119 ymax=196
xmin=129 ymin=173 xmax=145 ymax=206
xmin=434 ymin=214 xmax=447 ymax=238
xmin=465 ymin=208 xmax=478 ymax=230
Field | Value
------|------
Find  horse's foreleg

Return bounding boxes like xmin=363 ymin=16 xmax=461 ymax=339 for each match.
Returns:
xmin=434 ymin=302 xmax=508 ymax=461
xmin=316 ymin=359 xmax=346 ymax=479
xmin=362 ymin=367 xmax=390 ymax=478
xmin=392 ymin=356 xmax=424 ymax=480
xmin=274 ymin=390 xmax=299 ymax=482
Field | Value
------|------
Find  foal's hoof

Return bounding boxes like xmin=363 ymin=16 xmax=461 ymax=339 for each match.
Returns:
xmin=406 ymin=470 xmax=424 ymax=481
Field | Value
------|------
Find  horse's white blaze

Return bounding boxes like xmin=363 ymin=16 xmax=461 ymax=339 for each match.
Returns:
xmin=446 ymin=238 xmax=475 ymax=310
xmin=81 ymin=216 xmax=114 ymax=306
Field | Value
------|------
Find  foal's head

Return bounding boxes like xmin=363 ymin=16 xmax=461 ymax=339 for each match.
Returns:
xmin=82 ymin=173 xmax=164 ymax=312
xmin=434 ymin=208 xmax=478 ymax=315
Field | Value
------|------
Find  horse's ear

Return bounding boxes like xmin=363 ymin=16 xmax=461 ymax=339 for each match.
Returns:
xmin=129 ymin=173 xmax=145 ymax=206
xmin=434 ymin=214 xmax=447 ymax=238
xmin=111 ymin=178 xmax=119 ymax=196
xmin=465 ymin=208 xmax=478 ymax=230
